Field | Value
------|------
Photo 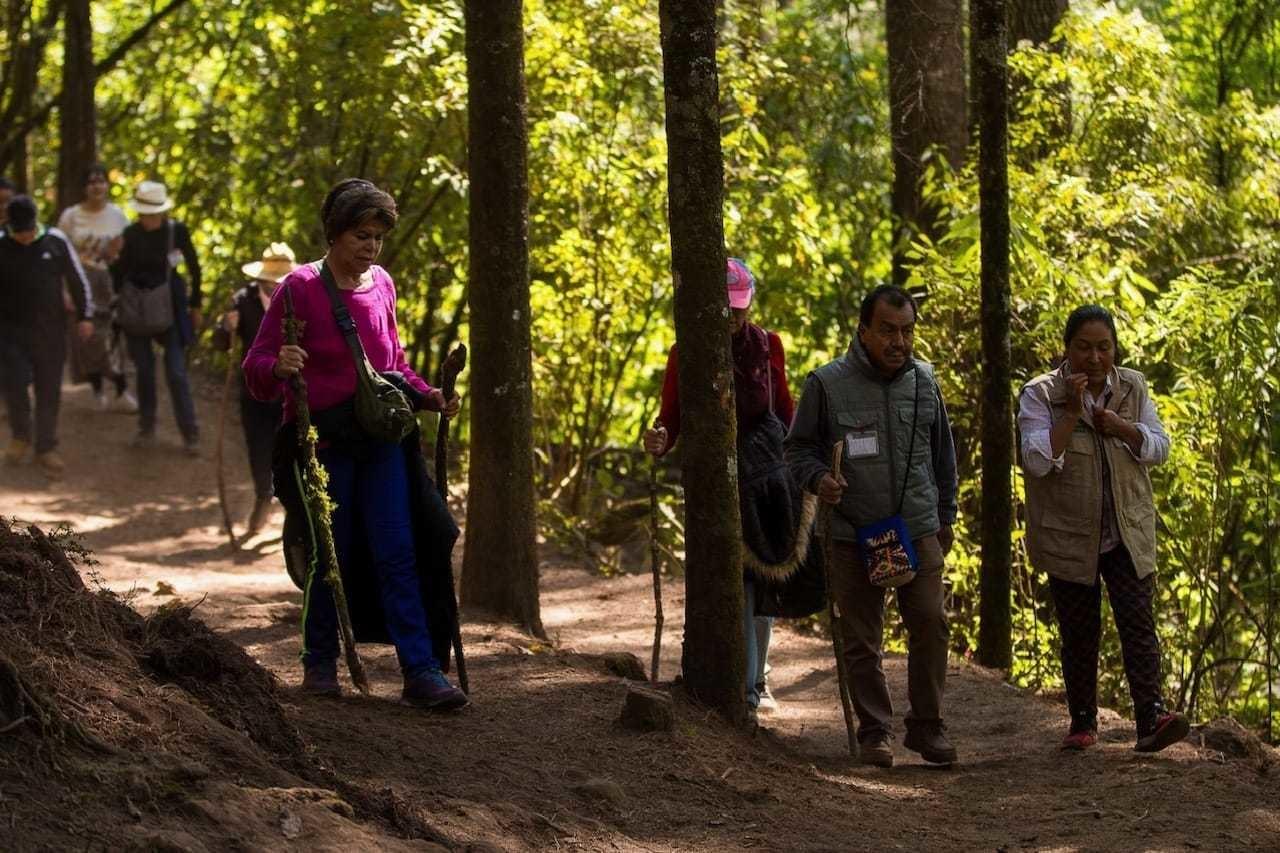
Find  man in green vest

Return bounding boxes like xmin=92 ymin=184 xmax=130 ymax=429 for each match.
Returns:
xmin=785 ymin=285 xmax=959 ymax=767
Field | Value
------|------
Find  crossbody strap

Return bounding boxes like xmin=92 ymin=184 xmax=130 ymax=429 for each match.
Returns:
xmin=315 ymin=260 xmax=372 ymax=377
xmin=164 ymin=220 xmax=175 ymax=289
xmin=896 ymin=365 xmax=921 ymax=516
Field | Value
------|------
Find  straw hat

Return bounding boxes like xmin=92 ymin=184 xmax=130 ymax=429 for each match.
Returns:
xmin=131 ymin=180 xmax=174 ymax=214
xmin=242 ymin=242 xmax=298 ymax=282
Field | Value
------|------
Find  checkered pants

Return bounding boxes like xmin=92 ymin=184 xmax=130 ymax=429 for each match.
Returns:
xmin=1048 ymin=545 xmax=1164 ymax=725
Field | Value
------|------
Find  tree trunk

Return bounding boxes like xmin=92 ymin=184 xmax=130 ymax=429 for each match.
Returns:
xmin=57 ymin=0 xmax=96 ymax=214
xmin=1008 ymin=0 xmax=1067 ymax=46
xmin=459 ymin=0 xmax=544 ymax=637
xmin=885 ymin=0 xmax=968 ymax=285
xmin=972 ymin=0 xmax=1013 ymax=670
xmin=658 ymin=0 xmax=745 ymax=723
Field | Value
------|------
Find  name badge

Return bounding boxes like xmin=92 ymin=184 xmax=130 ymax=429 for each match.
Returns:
xmin=845 ymin=431 xmax=878 ymax=459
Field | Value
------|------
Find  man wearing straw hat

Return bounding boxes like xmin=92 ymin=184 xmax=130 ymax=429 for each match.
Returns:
xmin=214 ymin=243 xmax=297 ymax=534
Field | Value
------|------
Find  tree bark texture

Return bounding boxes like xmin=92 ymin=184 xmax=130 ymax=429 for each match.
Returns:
xmin=460 ymin=0 xmax=544 ymax=637
xmin=659 ymin=0 xmax=745 ymax=723
xmin=885 ymin=0 xmax=968 ymax=285
xmin=57 ymin=0 xmax=96 ymax=214
xmin=972 ymin=0 xmax=1014 ymax=670
xmin=1008 ymin=0 xmax=1068 ymax=46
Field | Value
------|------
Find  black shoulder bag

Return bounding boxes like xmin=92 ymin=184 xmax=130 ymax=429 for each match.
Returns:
xmin=316 ymin=262 xmax=417 ymax=445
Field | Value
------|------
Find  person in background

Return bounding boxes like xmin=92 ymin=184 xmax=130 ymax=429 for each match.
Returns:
xmin=785 ymin=285 xmax=959 ymax=768
xmin=1019 ymin=304 xmax=1189 ymax=753
xmin=57 ymin=163 xmax=136 ymax=413
xmin=643 ymin=257 xmax=797 ymax=723
xmin=213 ymin=243 xmax=296 ymax=535
xmin=244 ymin=178 xmax=466 ymax=710
xmin=0 ymin=195 xmax=94 ymax=478
xmin=110 ymin=180 xmax=202 ymax=453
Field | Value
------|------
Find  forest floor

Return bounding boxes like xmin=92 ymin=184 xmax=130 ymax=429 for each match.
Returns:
xmin=1 ymin=371 xmax=1278 ymax=853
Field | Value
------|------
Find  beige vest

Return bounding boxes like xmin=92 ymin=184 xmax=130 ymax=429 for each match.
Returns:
xmin=1021 ymin=366 xmax=1159 ymax=584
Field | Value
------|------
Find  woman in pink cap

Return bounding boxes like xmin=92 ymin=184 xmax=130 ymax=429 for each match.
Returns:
xmin=644 ymin=257 xmax=814 ymax=724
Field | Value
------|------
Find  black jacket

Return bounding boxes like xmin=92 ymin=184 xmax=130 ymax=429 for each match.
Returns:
xmin=0 ymin=226 xmax=93 ymax=327
xmin=273 ymin=423 xmax=461 ymax=672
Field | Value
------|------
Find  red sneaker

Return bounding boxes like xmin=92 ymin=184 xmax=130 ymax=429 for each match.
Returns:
xmin=1061 ymin=728 xmax=1097 ymax=750
xmin=1135 ymin=712 xmax=1190 ymax=753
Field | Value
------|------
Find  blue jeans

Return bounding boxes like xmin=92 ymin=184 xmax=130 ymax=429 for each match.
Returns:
xmin=744 ymin=578 xmax=774 ymax=708
xmin=303 ymin=440 xmax=439 ymax=676
xmin=126 ymin=326 xmax=198 ymax=440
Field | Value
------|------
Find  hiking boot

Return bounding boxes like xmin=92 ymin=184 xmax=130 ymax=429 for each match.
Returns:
xmin=904 ymin=722 xmax=958 ymax=765
xmin=401 ymin=669 xmax=468 ymax=710
xmin=858 ymin=733 xmax=895 ymax=768
xmin=246 ymin=496 xmax=273 ymax=536
xmin=94 ymin=390 xmax=109 ymax=410
xmin=301 ymin=661 xmax=341 ymax=697
xmin=3 ymin=438 xmax=30 ymax=465
xmin=36 ymin=451 xmax=65 ymax=478
xmin=756 ymin=681 xmax=779 ymax=714
xmin=129 ymin=430 xmax=156 ymax=449
xmin=1061 ymin=728 xmax=1098 ymax=751
xmin=1135 ymin=709 xmax=1190 ymax=753
xmin=113 ymin=390 xmax=139 ymax=413
xmin=182 ymin=436 xmax=200 ymax=458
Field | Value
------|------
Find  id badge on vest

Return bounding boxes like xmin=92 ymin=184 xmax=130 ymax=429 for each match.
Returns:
xmin=845 ymin=431 xmax=879 ymax=459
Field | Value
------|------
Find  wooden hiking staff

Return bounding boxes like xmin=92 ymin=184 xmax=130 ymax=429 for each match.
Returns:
xmin=283 ymin=287 xmax=370 ymax=695
xmin=214 ymin=352 xmax=239 ymax=549
xmin=820 ymin=440 xmax=858 ymax=757
xmin=647 ymin=455 xmax=664 ymax=683
xmin=434 ymin=344 xmax=469 ymax=695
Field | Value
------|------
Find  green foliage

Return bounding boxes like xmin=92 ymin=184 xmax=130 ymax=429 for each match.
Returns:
xmin=9 ymin=0 xmax=1278 ymax=733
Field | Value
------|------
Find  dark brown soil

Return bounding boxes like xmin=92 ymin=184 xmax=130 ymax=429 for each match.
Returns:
xmin=1 ymin=372 xmax=1278 ymax=852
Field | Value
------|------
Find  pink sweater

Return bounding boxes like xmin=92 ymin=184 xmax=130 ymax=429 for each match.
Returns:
xmin=243 ymin=262 xmax=434 ymax=418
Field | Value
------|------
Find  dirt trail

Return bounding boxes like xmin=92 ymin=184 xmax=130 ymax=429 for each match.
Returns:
xmin=2 ymin=373 xmax=1278 ymax=852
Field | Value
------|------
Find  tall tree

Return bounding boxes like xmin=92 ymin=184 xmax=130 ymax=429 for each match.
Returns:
xmin=885 ymin=0 xmax=968 ymax=284
xmin=1009 ymin=0 xmax=1068 ymax=45
xmin=57 ymin=0 xmax=96 ymax=214
xmin=460 ymin=0 xmax=544 ymax=637
xmin=972 ymin=0 xmax=1013 ymax=669
xmin=658 ymin=0 xmax=745 ymax=722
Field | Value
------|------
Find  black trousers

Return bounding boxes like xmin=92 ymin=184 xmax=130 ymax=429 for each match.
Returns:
xmin=240 ymin=391 xmax=282 ymax=501
xmin=2 ymin=323 xmax=66 ymax=454
xmin=1049 ymin=545 xmax=1164 ymax=726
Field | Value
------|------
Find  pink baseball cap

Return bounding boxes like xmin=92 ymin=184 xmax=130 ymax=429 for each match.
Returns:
xmin=727 ymin=257 xmax=756 ymax=309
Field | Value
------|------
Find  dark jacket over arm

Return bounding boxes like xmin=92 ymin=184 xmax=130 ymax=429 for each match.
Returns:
xmin=784 ymin=373 xmax=834 ymax=495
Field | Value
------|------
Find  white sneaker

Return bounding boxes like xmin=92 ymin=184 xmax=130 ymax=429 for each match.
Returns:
xmin=756 ymin=682 xmax=779 ymax=714
xmin=113 ymin=390 xmax=139 ymax=413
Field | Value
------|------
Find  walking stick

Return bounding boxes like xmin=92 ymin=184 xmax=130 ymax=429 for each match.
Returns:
xmin=820 ymin=441 xmax=859 ymax=757
xmin=283 ymin=287 xmax=370 ymax=695
xmin=434 ymin=344 xmax=469 ymax=695
xmin=214 ymin=352 xmax=239 ymax=549
xmin=647 ymin=455 xmax=665 ymax=683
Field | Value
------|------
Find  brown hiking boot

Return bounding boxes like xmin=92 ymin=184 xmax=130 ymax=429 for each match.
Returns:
xmin=301 ymin=661 xmax=341 ymax=697
xmin=904 ymin=722 xmax=958 ymax=765
xmin=3 ymin=438 xmax=30 ymax=465
xmin=858 ymin=733 xmax=895 ymax=768
xmin=36 ymin=451 xmax=65 ymax=478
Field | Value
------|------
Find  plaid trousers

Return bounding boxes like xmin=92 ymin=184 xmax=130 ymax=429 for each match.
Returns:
xmin=1048 ymin=545 xmax=1164 ymax=726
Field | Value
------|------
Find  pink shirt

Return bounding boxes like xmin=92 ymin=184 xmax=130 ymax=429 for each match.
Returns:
xmin=243 ymin=262 xmax=434 ymax=418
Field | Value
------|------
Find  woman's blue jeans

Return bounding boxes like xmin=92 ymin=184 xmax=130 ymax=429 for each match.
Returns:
xmin=302 ymin=440 xmax=439 ymax=677
xmin=126 ymin=326 xmax=198 ymax=440
xmin=744 ymin=578 xmax=774 ymax=708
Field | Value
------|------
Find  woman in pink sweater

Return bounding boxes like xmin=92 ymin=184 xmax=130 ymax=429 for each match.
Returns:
xmin=244 ymin=179 xmax=465 ymax=710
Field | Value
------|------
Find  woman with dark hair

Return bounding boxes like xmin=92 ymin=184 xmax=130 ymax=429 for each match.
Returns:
xmin=244 ymin=178 xmax=466 ymax=710
xmin=57 ymin=163 xmax=135 ymax=412
xmin=1018 ymin=304 xmax=1187 ymax=752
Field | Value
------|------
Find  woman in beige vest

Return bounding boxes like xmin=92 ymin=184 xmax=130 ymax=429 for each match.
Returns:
xmin=1018 ymin=305 xmax=1188 ymax=753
